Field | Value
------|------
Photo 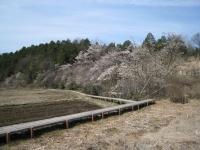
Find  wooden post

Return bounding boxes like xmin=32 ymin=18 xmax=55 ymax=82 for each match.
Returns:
xmin=65 ymin=120 xmax=69 ymax=129
xmin=6 ymin=133 xmax=10 ymax=144
xmin=138 ymin=105 xmax=139 ymax=110
xmin=132 ymin=105 xmax=134 ymax=111
xmin=92 ymin=114 xmax=94 ymax=122
xmin=147 ymin=102 xmax=149 ymax=106
xmin=102 ymin=112 xmax=104 ymax=119
xmin=119 ymin=109 xmax=121 ymax=115
xmin=30 ymin=128 xmax=33 ymax=138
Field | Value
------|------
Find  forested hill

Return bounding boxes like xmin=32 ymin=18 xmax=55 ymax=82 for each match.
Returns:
xmin=0 ymin=39 xmax=90 ymax=82
xmin=0 ymin=33 xmax=200 ymax=97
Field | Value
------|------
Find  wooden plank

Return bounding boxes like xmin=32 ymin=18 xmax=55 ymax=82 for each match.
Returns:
xmin=0 ymin=100 xmax=152 ymax=134
xmin=0 ymin=98 xmax=155 ymax=142
xmin=87 ymin=95 xmax=136 ymax=104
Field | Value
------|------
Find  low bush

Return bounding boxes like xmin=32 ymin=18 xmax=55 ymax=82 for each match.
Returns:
xmin=67 ymin=82 xmax=80 ymax=90
xmin=83 ymin=84 xmax=102 ymax=96
xmin=167 ymin=76 xmax=189 ymax=104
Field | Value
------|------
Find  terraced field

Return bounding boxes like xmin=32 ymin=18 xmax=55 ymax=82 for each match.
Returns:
xmin=0 ymin=89 xmax=114 ymax=127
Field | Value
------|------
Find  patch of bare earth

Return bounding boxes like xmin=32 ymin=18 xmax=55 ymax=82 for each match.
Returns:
xmin=2 ymin=99 xmax=200 ymax=150
xmin=0 ymin=100 xmax=101 ymax=127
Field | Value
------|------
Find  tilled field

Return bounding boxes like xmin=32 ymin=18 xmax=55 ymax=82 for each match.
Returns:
xmin=0 ymin=100 xmax=101 ymax=127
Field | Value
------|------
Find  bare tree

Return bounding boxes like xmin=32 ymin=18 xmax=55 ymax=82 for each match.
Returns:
xmin=34 ymin=34 xmax=184 ymax=99
xmin=192 ymin=33 xmax=200 ymax=49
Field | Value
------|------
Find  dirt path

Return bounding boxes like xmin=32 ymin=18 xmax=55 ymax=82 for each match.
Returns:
xmin=2 ymin=99 xmax=200 ymax=150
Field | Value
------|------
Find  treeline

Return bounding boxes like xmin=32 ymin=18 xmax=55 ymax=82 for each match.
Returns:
xmin=0 ymin=39 xmax=91 ymax=82
xmin=141 ymin=33 xmax=200 ymax=55
xmin=0 ymin=32 xmax=200 ymax=85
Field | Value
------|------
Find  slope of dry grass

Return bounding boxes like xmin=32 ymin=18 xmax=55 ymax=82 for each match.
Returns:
xmin=0 ymin=89 xmax=81 ymax=106
xmin=0 ymin=89 xmax=115 ymax=107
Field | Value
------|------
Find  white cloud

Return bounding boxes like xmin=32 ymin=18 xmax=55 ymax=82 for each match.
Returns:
xmin=83 ymin=0 xmax=200 ymax=6
xmin=1 ymin=0 xmax=200 ymax=8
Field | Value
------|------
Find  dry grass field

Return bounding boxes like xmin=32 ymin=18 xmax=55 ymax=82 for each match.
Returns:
xmin=0 ymin=89 xmax=81 ymax=106
xmin=0 ymin=89 xmax=113 ymax=106
xmin=0 ymin=89 xmax=200 ymax=149
xmin=1 ymin=99 xmax=200 ymax=150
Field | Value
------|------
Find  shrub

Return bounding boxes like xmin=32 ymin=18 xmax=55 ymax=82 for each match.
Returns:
xmin=67 ymin=82 xmax=80 ymax=90
xmin=83 ymin=84 xmax=102 ymax=96
xmin=168 ymin=84 xmax=189 ymax=103
xmin=59 ymin=82 xmax=65 ymax=89
xmin=167 ymin=76 xmax=189 ymax=104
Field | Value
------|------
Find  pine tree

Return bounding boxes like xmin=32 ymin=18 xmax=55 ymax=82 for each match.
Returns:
xmin=156 ymin=35 xmax=167 ymax=51
xmin=142 ymin=33 xmax=156 ymax=51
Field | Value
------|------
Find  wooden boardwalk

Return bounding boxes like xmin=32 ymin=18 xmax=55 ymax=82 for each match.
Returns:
xmin=0 ymin=94 xmax=155 ymax=144
xmin=87 ymin=95 xmax=136 ymax=104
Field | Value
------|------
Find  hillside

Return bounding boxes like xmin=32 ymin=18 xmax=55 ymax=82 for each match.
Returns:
xmin=0 ymin=33 xmax=200 ymax=100
xmin=0 ymin=39 xmax=90 ymax=83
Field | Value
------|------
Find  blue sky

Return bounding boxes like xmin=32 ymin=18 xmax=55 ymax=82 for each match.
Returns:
xmin=0 ymin=0 xmax=200 ymax=53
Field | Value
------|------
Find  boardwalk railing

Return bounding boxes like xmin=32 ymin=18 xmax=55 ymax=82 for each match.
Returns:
xmin=0 ymin=93 xmax=155 ymax=144
xmin=87 ymin=94 xmax=136 ymax=104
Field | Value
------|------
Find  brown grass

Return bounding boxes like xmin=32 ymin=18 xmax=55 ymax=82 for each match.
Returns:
xmin=2 ymin=100 xmax=200 ymax=150
xmin=167 ymin=76 xmax=189 ymax=104
xmin=0 ymin=89 xmax=116 ymax=107
xmin=0 ymin=88 xmax=81 ymax=106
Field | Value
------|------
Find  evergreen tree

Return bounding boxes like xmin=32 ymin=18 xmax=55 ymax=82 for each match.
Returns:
xmin=122 ymin=40 xmax=132 ymax=49
xmin=142 ymin=33 xmax=156 ymax=51
xmin=0 ymin=38 xmax=91 ymax=82
xmin=156 ymin=35 xmax=167 ymax=50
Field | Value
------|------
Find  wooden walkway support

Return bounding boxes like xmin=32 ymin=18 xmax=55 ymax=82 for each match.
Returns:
xmin=0 ymin=95 xmax=155 ymax=144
